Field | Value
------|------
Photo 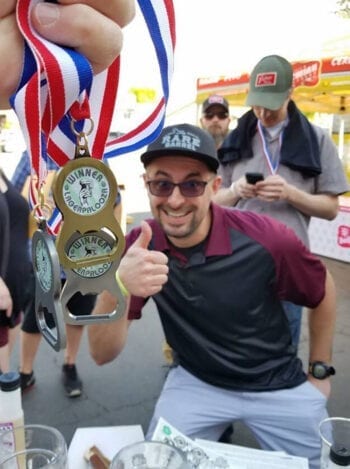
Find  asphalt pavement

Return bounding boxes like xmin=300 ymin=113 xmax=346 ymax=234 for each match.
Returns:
xmin=9 ymin=211 xmax=350 ymax=452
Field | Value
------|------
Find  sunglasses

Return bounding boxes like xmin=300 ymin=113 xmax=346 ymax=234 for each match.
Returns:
xmin=203 ymin=111 xmax=229 ymax=120
xmin=146 ymin=178 xmax=214 ymax=197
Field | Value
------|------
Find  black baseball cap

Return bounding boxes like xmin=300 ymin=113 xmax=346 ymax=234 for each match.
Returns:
xmin=140 ymin=124 xmax=219 ymax=172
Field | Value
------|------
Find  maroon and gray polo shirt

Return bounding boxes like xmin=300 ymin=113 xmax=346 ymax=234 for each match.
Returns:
xmin=126 ymin=203 xmax=326 ymax=392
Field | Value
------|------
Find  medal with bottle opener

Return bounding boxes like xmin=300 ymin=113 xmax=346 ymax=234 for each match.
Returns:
xmin=31 ymin=122 xmax=127 ymax=349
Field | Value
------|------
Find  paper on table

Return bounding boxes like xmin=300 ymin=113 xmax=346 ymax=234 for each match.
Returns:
xmin=195 ymin=438 xmax=309 ymax=469
xmin=152 ymin=418 xmax=241 ymax=468
xmin=68 ymin=425 xmax=144 ymax=469
xmin=195 ymin=438 xmax=286 ymax=457
xmin=152 ymin=417 xmax=309 ymax=469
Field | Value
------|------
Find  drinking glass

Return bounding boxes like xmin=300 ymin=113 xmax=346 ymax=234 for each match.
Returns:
xmin=110 ymin=440 xmax=188 ymax=469
xmin=0 ymin=424 xmax=68 ymax=468
xmin=319 ymin=417 xmax=350 ymax=468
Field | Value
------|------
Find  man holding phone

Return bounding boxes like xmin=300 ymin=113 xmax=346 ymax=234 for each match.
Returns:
xmin=213 ymin=54 xmax=349 ymax=347
xmin=245 ymin=172 xmax=264 ymax=185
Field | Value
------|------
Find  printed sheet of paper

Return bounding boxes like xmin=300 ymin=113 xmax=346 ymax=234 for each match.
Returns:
xmin=196 ymin=438 xmax=309 ymax=469
xmin=152 ymin=417 xmax=309 ymax=469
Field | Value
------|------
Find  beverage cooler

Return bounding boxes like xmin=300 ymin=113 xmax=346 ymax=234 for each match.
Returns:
xmin=309 ymin=196 xmax=350 ymax=263
xmin=309 ymin=123 xmax=350 ymax=263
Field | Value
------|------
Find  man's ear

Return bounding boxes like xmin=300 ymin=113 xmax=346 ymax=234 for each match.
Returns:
xmin=142 ymin=173 xmax=147 ymax=186
xmin=212 ymin=175 xmax=222 ymax=193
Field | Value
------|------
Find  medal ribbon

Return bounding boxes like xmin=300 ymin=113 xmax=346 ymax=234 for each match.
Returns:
xmin=11 ymin=0 xmax=176 ymax=234
xmin=257 ymin=120 xmax=284 ymax=175
xmin=106 ymin=0 xmax=176 ymax=157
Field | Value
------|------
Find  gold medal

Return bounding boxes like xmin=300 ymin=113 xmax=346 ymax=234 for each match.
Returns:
xmin=52 ymin=156 xmax=125 ymax=269
xmin=51 ymin=122 xmax=127 ymax=324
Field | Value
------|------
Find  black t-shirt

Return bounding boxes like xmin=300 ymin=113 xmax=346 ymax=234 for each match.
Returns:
xmin=0 ymin=189 xmax=9 ymax=277
xmin=1 ymin=174 xmax=31 ymax=317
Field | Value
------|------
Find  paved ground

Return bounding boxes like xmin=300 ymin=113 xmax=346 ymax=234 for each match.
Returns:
xmin=9 ymin=210 xmax=350 ymax=454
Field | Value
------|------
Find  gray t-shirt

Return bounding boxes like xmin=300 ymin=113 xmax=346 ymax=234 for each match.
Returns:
xmin=218 ymin=124 xmax=350 ymax=247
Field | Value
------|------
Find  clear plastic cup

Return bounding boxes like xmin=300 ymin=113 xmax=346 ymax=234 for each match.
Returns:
xmin=0 ymin=424 xmax=68 ymax=468
xmin=110 ymin=441 xmax=189 ymax=469
xmin=319 ymin=417 xmax=350 ymax=468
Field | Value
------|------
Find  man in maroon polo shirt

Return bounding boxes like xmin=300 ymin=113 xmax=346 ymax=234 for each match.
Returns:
xmin=88 ymin=123 xmax=336 ymax=469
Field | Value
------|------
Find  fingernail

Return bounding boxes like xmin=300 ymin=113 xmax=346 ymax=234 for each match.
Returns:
xmin=34 ymin=3 xmax=60 ymax=26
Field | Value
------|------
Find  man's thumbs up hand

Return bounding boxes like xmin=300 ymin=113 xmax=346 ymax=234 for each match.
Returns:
xmin=118 ymin=221 xmax=169 ymax=297
xmin=132 ymin=219 xmax=153 ymax=249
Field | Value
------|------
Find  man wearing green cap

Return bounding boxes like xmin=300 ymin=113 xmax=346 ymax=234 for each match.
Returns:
xmin=214 ymin=54 xmax=349 ymax=347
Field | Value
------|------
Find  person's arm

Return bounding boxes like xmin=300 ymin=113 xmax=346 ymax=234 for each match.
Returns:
xmin=212 ymin=175 xmax=247 ymax=206
xmin=88 ymin=290 xmax=131 ymax=365
xmin=307 ymin=270 xmax=336 ymax=397
xmin=213 ymin=174 xmax=269 ymax=207
xmin=214 ymin=171 xmax=340 ymax=219
xmin=283 ymin=186 xmax=338 ymax=219
xmin=87 ymin=185 xmax=126 ymax=364
xmin=255 ymin=175 xmax=339 ymax=220
xmin=88 ymin=221 xmax=169 ymax=365
xmin=212 ymin=184 xmax=239 ymax=206
xmin=0 ymin=276 xmax=12 ymax=317
xmin=0 ymin=0 xmax=135 ymax=109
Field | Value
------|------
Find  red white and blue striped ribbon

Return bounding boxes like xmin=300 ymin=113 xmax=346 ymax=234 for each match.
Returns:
xmin=106 ymin=0 xmax=176 ymax=157
xmin=11 ymin=0 xmax=176 ymax=234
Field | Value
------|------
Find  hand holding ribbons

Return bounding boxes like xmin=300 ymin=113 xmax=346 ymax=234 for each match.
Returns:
xmin=0 ymin=0 xmax=135 ymax=109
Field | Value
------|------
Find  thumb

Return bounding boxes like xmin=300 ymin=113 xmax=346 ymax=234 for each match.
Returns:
xmin=133 ymin=221 xmax=153 ymax=249
xmin=6 ymin=305 xmax=12 ymax=318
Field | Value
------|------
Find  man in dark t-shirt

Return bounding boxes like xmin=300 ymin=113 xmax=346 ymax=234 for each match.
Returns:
xmin=88 ymin=124 xmax=336 ymax=469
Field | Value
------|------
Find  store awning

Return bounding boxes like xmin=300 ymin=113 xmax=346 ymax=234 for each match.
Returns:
xmin=196 ymin=55 xmax=350 ymax=115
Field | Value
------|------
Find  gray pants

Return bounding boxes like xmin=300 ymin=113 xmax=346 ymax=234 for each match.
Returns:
xmin=147 ymin=366 xmax=328 ymax=469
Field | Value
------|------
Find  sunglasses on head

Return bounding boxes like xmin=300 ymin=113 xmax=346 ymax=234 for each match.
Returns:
xmin=146 ymin=178 xmax=214 ymax=197
xmin=203 ymin=111 xmax=229 ymax=120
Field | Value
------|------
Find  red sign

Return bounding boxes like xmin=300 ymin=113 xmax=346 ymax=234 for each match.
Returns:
xmin=196 ymin=56 xmax=350 ymax=94
xmin=338 ymin=225 xmax=350 ymax=248
xmin=196 ymin=73 xmax=250 ymax=91
xmin=255 ymin=72 xmax=277 ymax=87
xmin=292 ymin=61 xmax=320 ymax=87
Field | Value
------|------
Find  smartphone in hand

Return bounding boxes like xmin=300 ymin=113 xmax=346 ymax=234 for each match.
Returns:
xmin=245 ymin=172 xmax=264 ymax=185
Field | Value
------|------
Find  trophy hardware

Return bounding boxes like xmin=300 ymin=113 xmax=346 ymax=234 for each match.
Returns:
xmin=52 ymin=154 xmax=125 ymax=270
xmin=50 ymin=121 xmax=127 ymax=325
xmin=31 ymin=216 xmax=66 ymax=351
xmin=60 ymin=230 xmax=127 ymax=325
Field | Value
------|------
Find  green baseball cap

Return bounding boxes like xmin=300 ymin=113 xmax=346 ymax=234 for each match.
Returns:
xmin=246 ymin=55 xmax=293 ymax=110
